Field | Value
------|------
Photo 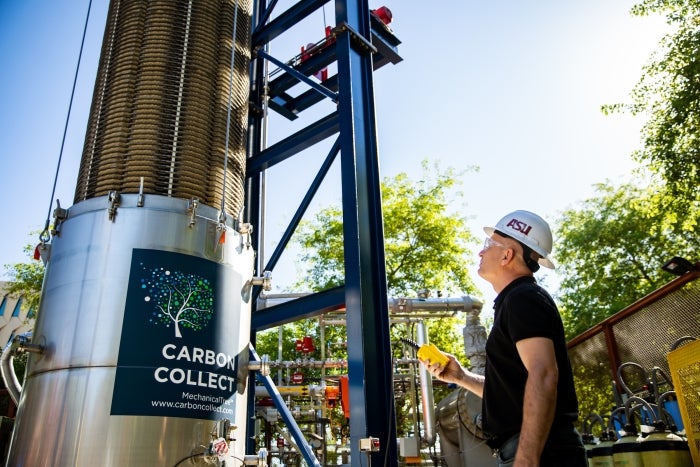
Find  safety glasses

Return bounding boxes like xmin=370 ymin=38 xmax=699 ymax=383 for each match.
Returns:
xmin=483 ymin=237 xmax=507 ymax=250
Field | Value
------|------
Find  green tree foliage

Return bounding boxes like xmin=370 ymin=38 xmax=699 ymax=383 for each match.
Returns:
xmin=603 ymin=0 xmax=700 ymax=211
xmin=2 ymin=243 xmax=45 ymax=315
xmin=1 ymin=242 xmax=41 ymax=414
xmin=554 ymin=180 xmax=699 ymax=339
xmin=291 ymin=161 xmax=478 ymax=365
xmin=573 ymin=1 xmax=700 ymax=424
xmin=294 ymin=161 xmax=479 ymax=297
xmin=572 ymin=365 xmax=619 ymax=430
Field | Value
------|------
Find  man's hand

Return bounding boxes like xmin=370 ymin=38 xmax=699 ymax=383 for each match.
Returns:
xmin=419 ymin=353 xmax=485 ymax=398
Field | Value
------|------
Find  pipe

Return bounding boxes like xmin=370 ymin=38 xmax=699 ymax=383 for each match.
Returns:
xmin=0 ymin=339 xmax=21 ymax=405
xmin=267 ymin=359 xmax=347 ymax=369
xmin=252 ymin=293 xmax=484 ymax=450
xmin=257 ymin=294 xmax=483 ymax=317
xmin=255 ymin=385 xmax=326 ymax=398
xmin=388 ymin=295 xmax=482 ymax=317
xmin=416 ymin=322 xmax=437 ymax=446
xmin=0 ymin=333 xmax=45 ymax=404
xmin=623 ymin=395 xmax=659 ymax=433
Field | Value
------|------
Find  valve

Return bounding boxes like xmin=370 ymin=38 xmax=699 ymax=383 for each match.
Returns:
xmin=243 ymin=448 xmax=268 ymax=466
xmin=12 ymin=334 xmax=45 ymax=356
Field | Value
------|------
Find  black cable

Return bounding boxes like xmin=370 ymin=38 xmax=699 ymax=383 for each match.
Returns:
xmin=383 ymin=380 xmax=396 ymax=467
xmin=172 ymin=448 xmax=246 ymax=466
xmin=172 ymin=451 xmax=205 ymax=467
xmin=39 ymin=0 xmax=93 ymax=243
xmin=455 ymin=388 xmax=472 ymax=433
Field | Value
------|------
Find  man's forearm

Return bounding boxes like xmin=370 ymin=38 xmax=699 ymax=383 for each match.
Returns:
xmin=515 ymin=372 xmax=557 ymax=465
xmin=456 ymin=370 xmax=485 ymax=398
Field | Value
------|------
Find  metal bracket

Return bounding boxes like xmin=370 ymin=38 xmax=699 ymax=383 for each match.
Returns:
xmin=34 ymin=242 xmax=51 ymax=265
xmin=137 ymin=176 xmax=145 ymax=207
xmin=334 ymin=21 xmax=378 ymax=55
xmin=51 ymin=199 xmax=68 ymax=237
xmin=107 ymin=191 xmax=120 ymax=222
xmin=187 ymin=198 xmax=199 ymax=228
xmin=248 ymin=353 xmax=270 ymax=377
xmin=11 ymin=334 xmax=45 ymax=356
xmin=217 ymin=209 xmax=228 ymax=226
xmin=239 ymin=222 xmax=254 ymax=249
xmin=250 ymin=270 xmax=272 ymax=292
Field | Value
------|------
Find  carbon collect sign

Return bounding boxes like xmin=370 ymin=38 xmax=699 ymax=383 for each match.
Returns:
xmin=155 ymin=344 xmax=236 ymax=391
xmin=111 ymin=249 xmax=240 ymax=420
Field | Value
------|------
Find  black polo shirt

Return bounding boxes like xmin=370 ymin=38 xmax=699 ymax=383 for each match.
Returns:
xmin=482 ymin=276 xmax=579 ymax=442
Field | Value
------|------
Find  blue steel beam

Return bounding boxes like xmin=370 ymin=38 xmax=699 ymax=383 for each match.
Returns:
xmin=245 ymin=1 xmax=268 ymax=457
xmin=252 ymin=0 xmax=330 ymax=47
xmin=251 ymin=285 xmax=345 ymax=331
xmin=245 ymin=112 xmax=339 ymax=175
xmin=261 ymin=139 xmax=340 ymax=277
xmin=256 ymin=49 xmax=339 ymax=103
xmin=267 ymin=36 xmax=400 ymax=120
xmin=334 ymin=0 xmax=398 ymax=465
xmin=251 ymin=0 xmax=278 ymax=36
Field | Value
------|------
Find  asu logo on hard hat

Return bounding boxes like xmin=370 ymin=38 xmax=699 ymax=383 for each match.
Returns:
xmin=505 ymin=218 xmax=532 ymax=236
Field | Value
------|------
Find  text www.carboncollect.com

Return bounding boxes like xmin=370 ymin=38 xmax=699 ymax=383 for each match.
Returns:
xmin=151 ymin=399 xmax=234 ymax=414
xmin=151 ymin=392 xmax=234 ymax=415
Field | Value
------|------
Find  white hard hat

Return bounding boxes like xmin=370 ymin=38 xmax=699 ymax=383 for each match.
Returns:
xmin=484 ymin=210 xmax=555 ymax=269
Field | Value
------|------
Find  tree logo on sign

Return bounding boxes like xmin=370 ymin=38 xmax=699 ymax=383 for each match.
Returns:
xmin=141 ymin=267 xmax=214 ymax=338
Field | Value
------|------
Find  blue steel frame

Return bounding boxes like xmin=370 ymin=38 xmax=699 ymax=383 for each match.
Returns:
xmin=245 ymin=1 xmax=400 ymax=465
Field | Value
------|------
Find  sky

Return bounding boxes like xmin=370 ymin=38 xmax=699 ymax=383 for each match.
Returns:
xmin=0 ymin=1 xmax=669 ymax=308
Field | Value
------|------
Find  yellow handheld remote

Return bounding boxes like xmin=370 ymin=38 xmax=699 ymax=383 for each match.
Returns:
xmin=401 ymin=338 xmax=449 ymax=366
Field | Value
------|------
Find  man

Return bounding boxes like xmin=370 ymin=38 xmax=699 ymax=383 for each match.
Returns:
xmin=421 ymin=210 xmax=586 ymax=467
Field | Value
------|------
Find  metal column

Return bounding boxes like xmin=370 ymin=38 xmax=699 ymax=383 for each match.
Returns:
xmin=246 ymin=1 xmax=401 ymax=465
xmin=334 ymin=1 xmax=397 ymax=465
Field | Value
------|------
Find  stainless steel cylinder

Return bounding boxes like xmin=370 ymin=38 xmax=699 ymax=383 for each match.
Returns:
xmin=6 ymin=195 xmax=255 ymax=466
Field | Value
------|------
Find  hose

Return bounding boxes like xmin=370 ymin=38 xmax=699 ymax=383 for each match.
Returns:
xmin=624 ymin=395 xmax=661 ymax=434
xmin=617 ymin=361 xmax=649 ymax=397
xmin=609 ymin=406 xmax=627 ymax=437
xmin=670 ymin=336 xmax=696 ymax=351
xmin=0 ymin=338 xmax=25 ymax=405
xmin=657 ymin=390 xmax=680 ymax=432
xmin=650 ymin=366 xmax=674 ymax=406
xmin=0 ymin=333 xmax=45 ymax=405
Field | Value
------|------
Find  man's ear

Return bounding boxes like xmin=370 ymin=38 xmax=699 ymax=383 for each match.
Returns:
xmin=501 ymin=248 xmax=513 ymax=264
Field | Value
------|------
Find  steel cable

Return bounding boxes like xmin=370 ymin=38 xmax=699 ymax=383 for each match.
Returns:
xmin=40 ymin=0 xmax=94 ymax=242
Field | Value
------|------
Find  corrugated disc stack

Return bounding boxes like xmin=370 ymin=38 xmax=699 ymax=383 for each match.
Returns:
xmin=75 ymin=0 xmax=251 ymax=217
